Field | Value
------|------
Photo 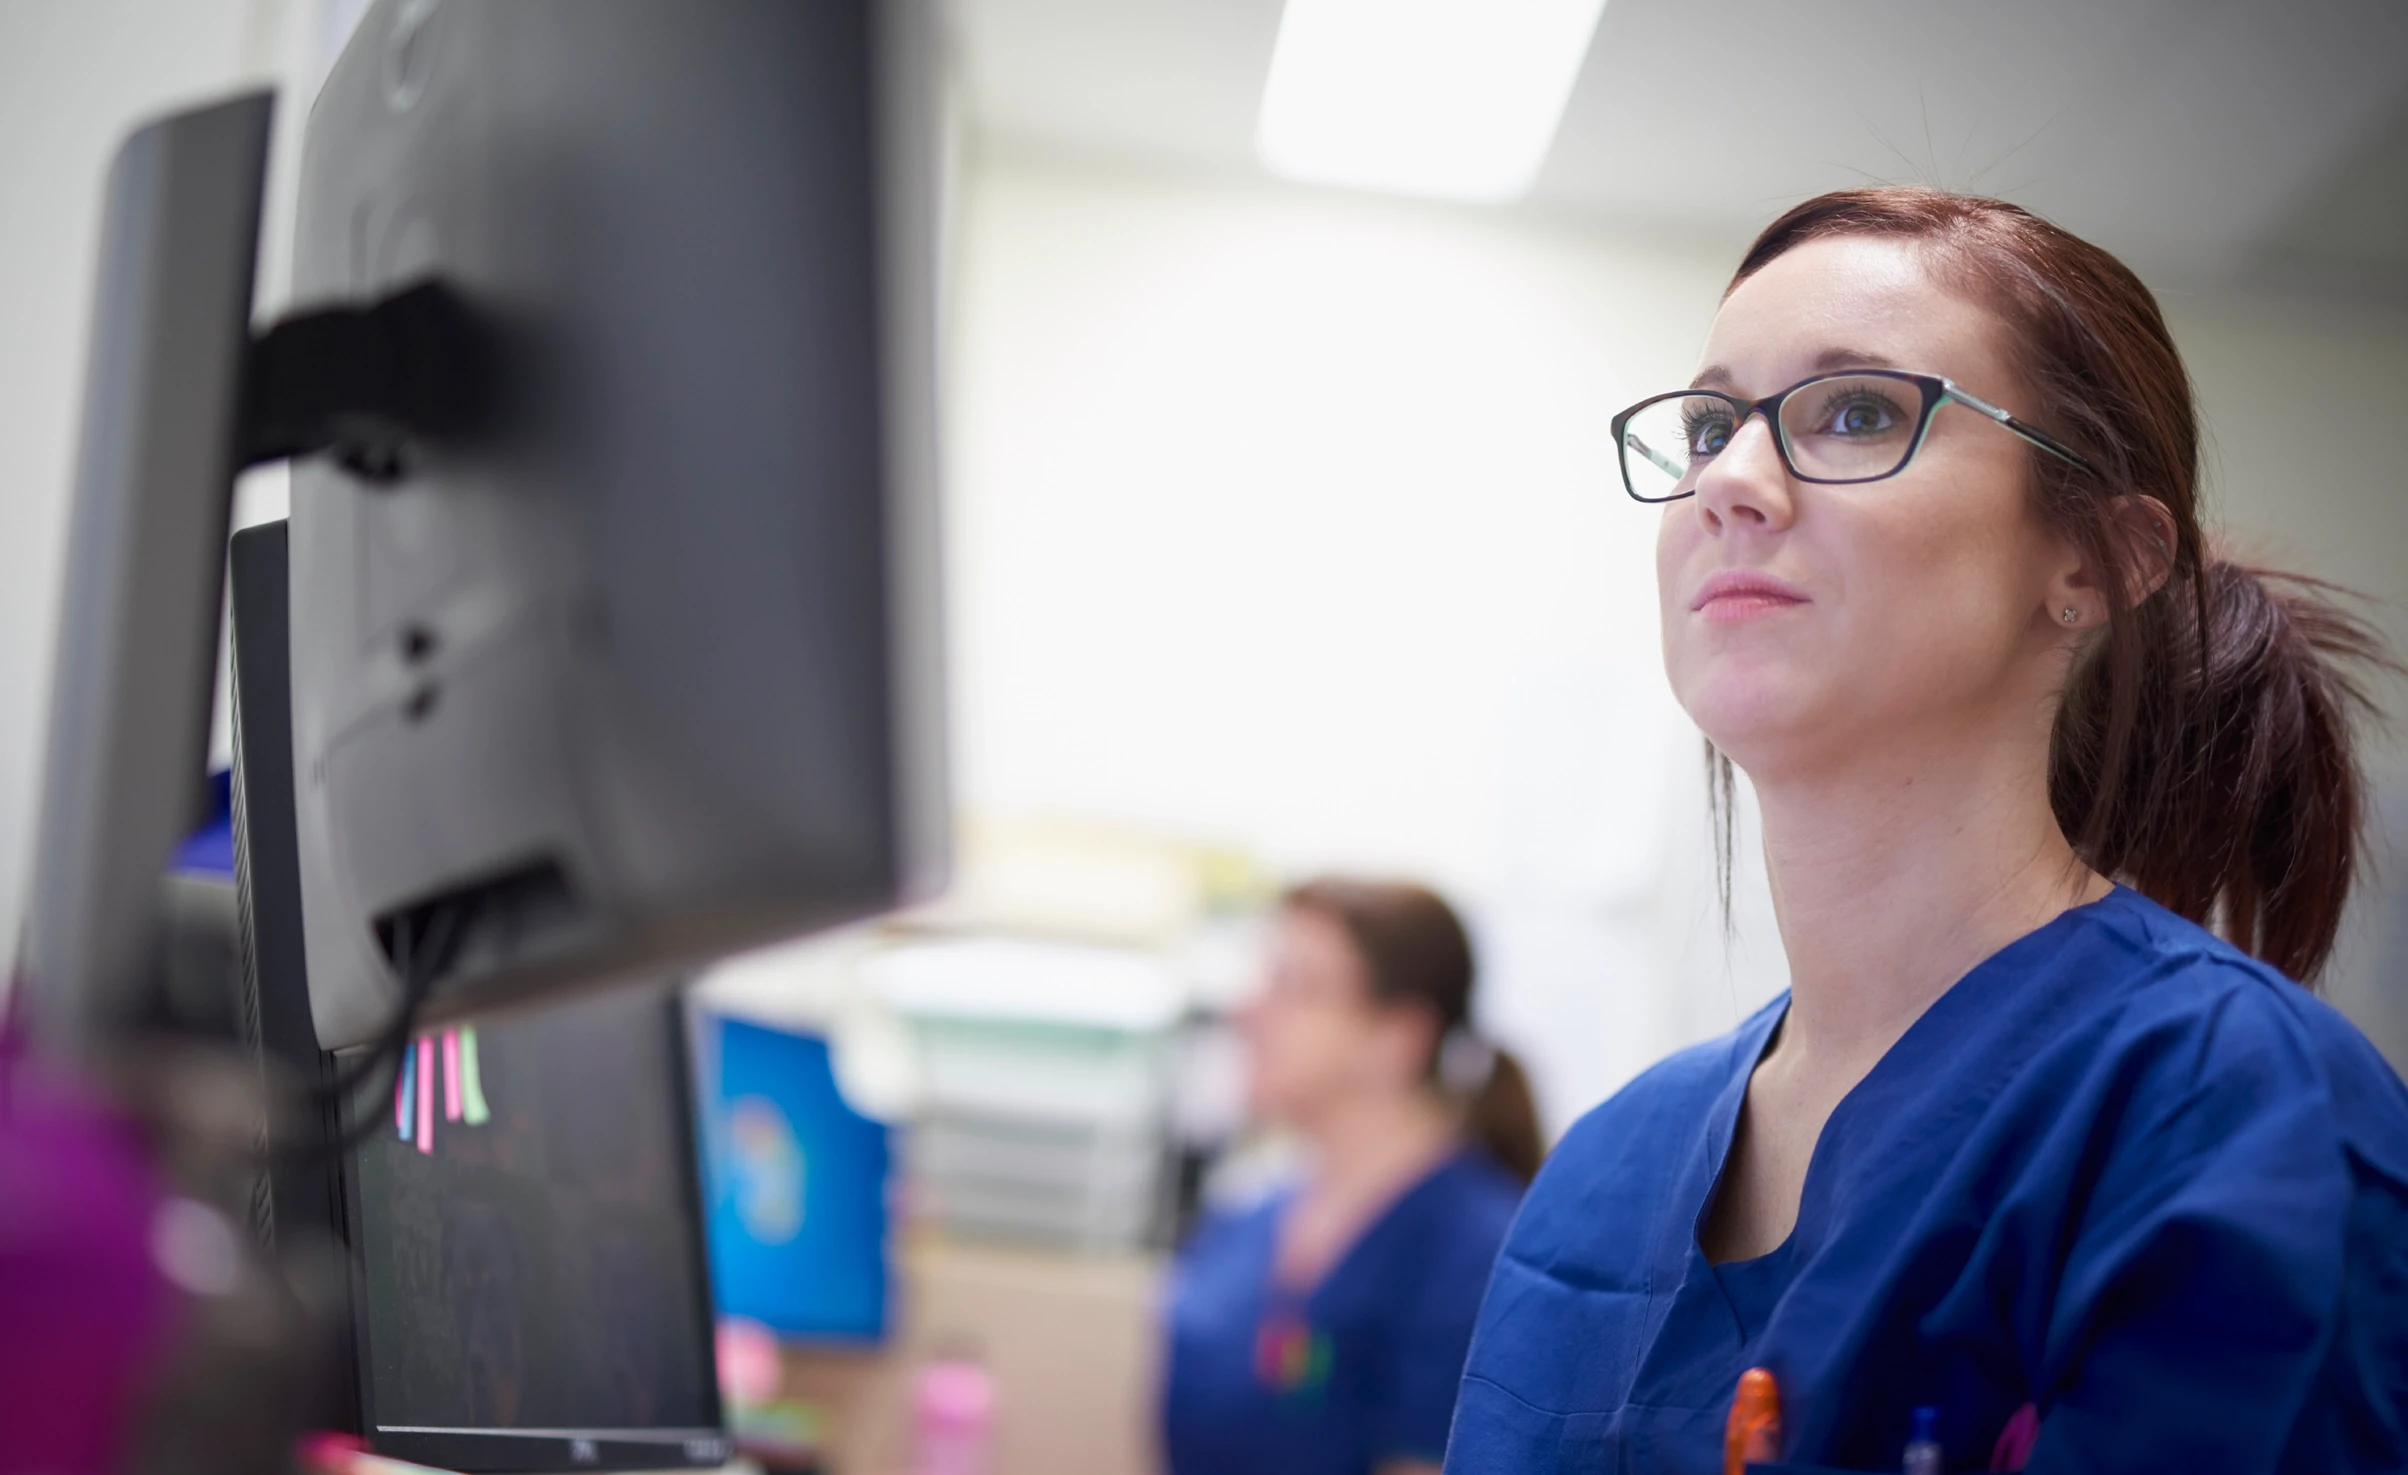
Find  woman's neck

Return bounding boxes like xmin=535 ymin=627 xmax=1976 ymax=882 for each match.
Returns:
xmin=1304 ymin=1088 xmax=1455 ymax=1202
xmin=1275 ymin=1089 xmax=1456 ymax=1288
xmin=1751 ymin=718 xmax=2107 ymax=1070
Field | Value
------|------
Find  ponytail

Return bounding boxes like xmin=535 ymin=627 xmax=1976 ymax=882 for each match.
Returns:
xmin=1455 ymin=1042 xmax=1544 ymax=1185
xmin=2054 ymin=558 xmax=2391 ymax=983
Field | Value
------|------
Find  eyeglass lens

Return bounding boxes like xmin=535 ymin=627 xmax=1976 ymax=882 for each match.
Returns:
xmin=1620 ymin=374 xmax=1927 ymax=501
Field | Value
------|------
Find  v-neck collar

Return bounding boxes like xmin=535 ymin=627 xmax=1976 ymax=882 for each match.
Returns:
xmin=1268 ymin=1147 xmax=1470 ymax=1312
xmin=1688 ymin=887 xmax=2133 ymax=1280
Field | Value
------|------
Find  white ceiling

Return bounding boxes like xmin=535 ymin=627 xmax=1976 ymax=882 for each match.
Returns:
xmin=948 ymin=0 xmax=2408 ymax=301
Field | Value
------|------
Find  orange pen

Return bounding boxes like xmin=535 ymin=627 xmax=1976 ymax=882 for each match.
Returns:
xmin=1723 ymin=1366 xmax=1782 ymax=1475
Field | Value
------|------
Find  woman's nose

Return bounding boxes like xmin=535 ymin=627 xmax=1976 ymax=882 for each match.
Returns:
xmin=1691 ymin=416 xmax=1796 ymax=536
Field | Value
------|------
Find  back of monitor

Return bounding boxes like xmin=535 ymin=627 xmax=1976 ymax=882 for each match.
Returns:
xmin=288 ymin=0 xmax=948 ymax=1050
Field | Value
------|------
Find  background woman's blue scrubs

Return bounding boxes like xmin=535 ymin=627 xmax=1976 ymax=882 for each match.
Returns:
xmin=1447 ymin=888 xmax=2408 ymax=1474
xmin=1165 ymin=1148 xmax=1521 ymax=1475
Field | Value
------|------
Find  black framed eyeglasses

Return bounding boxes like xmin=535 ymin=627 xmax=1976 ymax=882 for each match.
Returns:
xmin=1609 ymin=369 xmax=2095 ymax=504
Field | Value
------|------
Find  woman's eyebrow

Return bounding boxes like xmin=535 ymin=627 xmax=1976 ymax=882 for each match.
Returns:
xmin=1691 ymin=348 xmax=1905 ymax=393
xmin=1812 ymin=347 xmax=1901 ymax=372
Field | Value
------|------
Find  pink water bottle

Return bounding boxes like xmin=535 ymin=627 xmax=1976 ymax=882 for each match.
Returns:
xmin=913 ymin=1354 xmax=994 ymax=1475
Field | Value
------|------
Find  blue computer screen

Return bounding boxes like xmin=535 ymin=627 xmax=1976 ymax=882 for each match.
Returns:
xmin=692 ymin=1014 xmax=891 ymax=1343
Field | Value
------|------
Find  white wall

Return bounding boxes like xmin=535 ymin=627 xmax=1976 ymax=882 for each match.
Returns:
xmin=2179 ymin=292 xmax=2408 ymax=704
xmin=946 ymin=153 xmax=1792 ymax=1131
xmin=946 ymin=150 xmax=2408 ymax=1127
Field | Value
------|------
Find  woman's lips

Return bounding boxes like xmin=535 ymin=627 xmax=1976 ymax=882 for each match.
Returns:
xmin=1691 ymin=570 xmax=1811 ymax=622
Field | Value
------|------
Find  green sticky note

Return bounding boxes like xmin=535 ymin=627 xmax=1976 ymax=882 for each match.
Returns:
xmin=460 ymin=1025 xmax=492 ymax=1125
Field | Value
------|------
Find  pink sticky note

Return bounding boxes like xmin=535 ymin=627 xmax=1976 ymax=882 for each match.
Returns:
xmin=416 ymin=1036 xmax=435 ymax=1153
xmin=442 ymin=1030 xmax=463 ymax=1122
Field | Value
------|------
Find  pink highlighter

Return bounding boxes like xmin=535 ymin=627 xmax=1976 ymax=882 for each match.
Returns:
xmin=1989 ymin=1403 xmax=2039 ymax=1471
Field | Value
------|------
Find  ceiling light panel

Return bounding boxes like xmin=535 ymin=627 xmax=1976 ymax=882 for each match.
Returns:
xmin=1256 ymin=0 xmax=1608 ymax=203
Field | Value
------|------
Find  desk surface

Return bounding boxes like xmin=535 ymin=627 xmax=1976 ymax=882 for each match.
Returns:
xmin=784 ymin=1234 xmax=1166 ymax=1475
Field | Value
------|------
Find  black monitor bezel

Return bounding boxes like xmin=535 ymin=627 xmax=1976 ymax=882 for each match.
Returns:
xmin=335 ymin=987 xmax=730 ymax=1472
xmin=230 ymin=519 xmax=729 ymax=1472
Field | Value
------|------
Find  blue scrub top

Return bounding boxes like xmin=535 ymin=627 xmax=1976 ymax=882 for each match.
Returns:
xmin=1165 ymin=1147 xmax=1523 ymax=1475
xmin=1447 ymin=887 xmax=2408 ymax=1474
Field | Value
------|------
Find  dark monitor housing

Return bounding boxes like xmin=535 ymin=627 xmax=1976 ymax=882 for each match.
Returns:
xmin=288 ymin=0 xmax=949 ymax=1051
xmin=32 ymin=1 xmax=944 ymax=1466
xmin=343 ymin=990 xmax=726 ymax=1469
xmin=235 ymin=521 xmax=730 ymax=1471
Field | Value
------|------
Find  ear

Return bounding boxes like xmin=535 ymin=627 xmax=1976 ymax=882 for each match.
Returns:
xmin=2049 ymin=496 xmax=2177 ymax=630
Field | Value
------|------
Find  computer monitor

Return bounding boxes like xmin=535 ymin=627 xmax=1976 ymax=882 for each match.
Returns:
xmin=692 ymin=1011 xmax=893 ymax=1344
xmin=347 ymin=989 xmax=726 ymax=1470
xmin=284 ymin=0 xmax=949 ymax=1052
xmin=233 ymin=521 xmax=728 ymax=1470
xmin=29 ymin=1 xmax=947 ymax=1462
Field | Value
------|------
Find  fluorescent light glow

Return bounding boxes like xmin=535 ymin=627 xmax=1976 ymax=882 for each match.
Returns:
xmin=1256 ymin=0 xmax=1608 ymax=203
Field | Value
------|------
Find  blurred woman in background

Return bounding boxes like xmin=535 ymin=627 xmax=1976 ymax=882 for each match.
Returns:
xmin=1160 ymin=878 xmax=1539 ymax=1475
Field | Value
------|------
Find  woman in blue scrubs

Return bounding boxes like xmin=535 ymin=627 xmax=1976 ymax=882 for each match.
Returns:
xmin=1446 ymin=189 xmax=2408 ymax=1474
xmin=1164 ymin=879 xmax=1540 ymax=1475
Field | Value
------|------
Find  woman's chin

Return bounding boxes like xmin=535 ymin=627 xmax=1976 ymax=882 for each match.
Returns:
xmin=1682 ymin=681 xmax=1824 ymax=769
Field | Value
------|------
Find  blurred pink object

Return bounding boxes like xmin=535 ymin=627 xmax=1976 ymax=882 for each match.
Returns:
xmin=295 ymin=1432 xmax=368 ymax=1474
xmin=913 ymin=1355 xmax=994 ymax=1475
xmin=415 ymin=1036 xmax=434 ymax=1152
xmin=0 ymin=1025 xmax=179 ymax=1475
xmin=715 ymin=1316 xmax=783 ymax=1407
xmin=1990 ymin=1402 xmax=2040 ymax=1470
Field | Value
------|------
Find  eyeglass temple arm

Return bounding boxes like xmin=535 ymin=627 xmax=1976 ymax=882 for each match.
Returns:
xmin=1942 ymin=382 xmax=2095 ymax=472
xmin=1626 ymin=430 xmax=1686 ymax=480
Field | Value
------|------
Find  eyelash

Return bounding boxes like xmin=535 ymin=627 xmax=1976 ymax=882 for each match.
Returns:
xmin=1681 ymin=406 xmax=1735 ymax=449
xmin=1807 ymin=389 xmax=1908 ymax=431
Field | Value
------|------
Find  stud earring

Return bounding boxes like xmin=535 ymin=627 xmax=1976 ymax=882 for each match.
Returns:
xmin=2061 ymin=607 xmax=2081 ymax=625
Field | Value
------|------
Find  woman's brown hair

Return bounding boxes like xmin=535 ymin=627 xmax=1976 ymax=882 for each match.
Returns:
xmin=1712 ymin=187 xmax=2390 ymax=983
xmin=1282 ymin=878 xmax=1545 ymax=1182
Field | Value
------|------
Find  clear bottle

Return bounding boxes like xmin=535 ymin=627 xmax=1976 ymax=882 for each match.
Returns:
xmin=1901 ymin=1405 xmax=1943 ymax=1475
